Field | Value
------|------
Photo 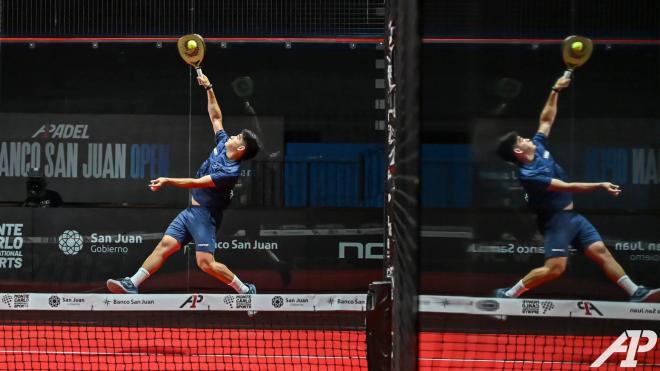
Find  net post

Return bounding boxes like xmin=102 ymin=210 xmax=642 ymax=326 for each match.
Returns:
xmin=383 ymin=0 xmax=421 ymax=370
xmin=366 ymin=281 xmax=393 ymax=370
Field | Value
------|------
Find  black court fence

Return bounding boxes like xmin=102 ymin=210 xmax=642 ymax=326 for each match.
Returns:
xmin=3 ymin=1 xmax=659 ymax=40
xmin=1 ymin=0 xmax=385 ymax=38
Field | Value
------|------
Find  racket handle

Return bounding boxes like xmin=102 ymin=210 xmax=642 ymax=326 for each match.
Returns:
xmin=563 ymin=69 xmax=573 ymax=79
xmin=195 ymin=67 xmax=203 ymax=77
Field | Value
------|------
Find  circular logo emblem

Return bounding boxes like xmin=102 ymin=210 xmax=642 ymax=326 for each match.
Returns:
xmin=58 ymin=230 xmax=84 ymax=255
xmin=272 ymin=296 xmax=284 ymax=308
xmin=48 ymin=295 xmax=61 ymax=308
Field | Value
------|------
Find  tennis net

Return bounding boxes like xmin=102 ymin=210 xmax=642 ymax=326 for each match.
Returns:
xmin=418 ymin=295 xmax=660 ymax=370
xmin=0 ymin=293 xmax=367 ymax=370
xmin=4 ymin=292 xmax=658 ymax=370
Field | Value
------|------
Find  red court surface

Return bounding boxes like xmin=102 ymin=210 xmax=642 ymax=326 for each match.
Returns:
xmin=418 ymin=332 xmax=660 ymax=371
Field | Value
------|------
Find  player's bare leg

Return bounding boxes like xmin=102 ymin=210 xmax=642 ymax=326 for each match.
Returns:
xmin=196 ymin=251 xmax=257 ymax=316
xmin=521 ymin=257 xmax=567 ymax=289
xmin=107 ymin=235 xmax=181 ymax=294
xmin=584 ymin=241 xmax=625 ymax=282
xmin=142 ymin=235 xmax=182 ymax=273
xmin=195 ymin=251 xmax=236 ymax=285
xmin=496 ymin=257 xmax=567 ymax=298
xmin=585 ymin=241 xmax=660 ymax=302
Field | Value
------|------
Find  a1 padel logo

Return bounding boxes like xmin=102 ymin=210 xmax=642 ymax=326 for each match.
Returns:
xmin=179 ymin=294 xmax=204 ymax=309
xmin=32 ymin=124 xmax=90 ymax=139
xmin=578 ymin=301 xmax=603 ymax=316
xmin=591 ymin=330 xmax=657 ymax=368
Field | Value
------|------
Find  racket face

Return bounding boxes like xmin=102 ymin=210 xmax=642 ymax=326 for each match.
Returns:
xmin=177 ymin=34 xmax=206 ymax=67
xmin=562 ymin=35 xmax=593 ymax=70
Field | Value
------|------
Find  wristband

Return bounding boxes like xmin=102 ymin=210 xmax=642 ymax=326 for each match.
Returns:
xmin=205 ymin=85 xmax=213 ymax=91
xmin=551 ymin=87 xmax=560 ymax=93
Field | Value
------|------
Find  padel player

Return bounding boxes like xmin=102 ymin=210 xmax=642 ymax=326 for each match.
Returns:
xmin=495 ymin=75 xmax=659 ymax=302
xmin=107 ymin=73 xmax=261 ymax=301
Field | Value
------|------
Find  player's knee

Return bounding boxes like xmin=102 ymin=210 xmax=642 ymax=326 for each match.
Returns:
xmin=544 ymin=260 xmax=566 ymax=278
xmin=196 ymin=256 xmax=218 ymax=273
xmin=197 ymin=260 xmax=212 ymax=273
xmin=546 ymin=264 xmax=565 ymax=278
xmin=588 ymin=241 xmax=608 ymax=254
xmin=155 ymin=239 xmax=179 ymax=255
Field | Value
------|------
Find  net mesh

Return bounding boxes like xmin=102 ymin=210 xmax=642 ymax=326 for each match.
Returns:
xmin=0 ymin=293 xmax=367 ymax=370
xmin=3 ymin=293 xmax=659 ymax=369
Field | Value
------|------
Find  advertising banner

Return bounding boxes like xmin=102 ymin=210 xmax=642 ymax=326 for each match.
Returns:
xmin=0 ymin=293 xmax=367 ymax=312
xmin=1 ymin=207 xmax=657 ymax=297
xmin=0 ymin=113 xmax=283 ymax=206
xmin=421 ymin=209 xmax=660 ymax=300
xmin=0 ymin=208 xmax=33 ymax=281
xmin=0 ymin=207 xmax=382 ymax=293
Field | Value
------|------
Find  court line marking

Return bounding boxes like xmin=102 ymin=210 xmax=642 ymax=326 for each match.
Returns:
xmin=418 ymin=357 xmax=659 ymax=367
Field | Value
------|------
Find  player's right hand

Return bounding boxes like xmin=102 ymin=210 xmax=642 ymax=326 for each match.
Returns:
xmin=554 ymin=76 xmax=571 ymax=91
xmin=197 ymin=74 xmax=211 ymax=89
xmin=602 ymin=182 xmax=622 ymax=197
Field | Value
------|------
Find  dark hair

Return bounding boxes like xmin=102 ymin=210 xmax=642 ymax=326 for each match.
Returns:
xmin=496 ymin=131 xmax=519 ymax=164
xmin=240 ymin=129 xmax=261 ymax=160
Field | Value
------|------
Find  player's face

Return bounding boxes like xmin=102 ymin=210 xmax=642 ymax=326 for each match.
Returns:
xmin=515 ymin=136 xmax=535 ymax=152
xmin=227 ymin=133 xmax=246 ymax=151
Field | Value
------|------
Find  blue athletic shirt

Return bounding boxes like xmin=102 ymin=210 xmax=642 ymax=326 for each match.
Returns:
xmin=518 ymin=132 xmax=573 ymax=213
xmin=191 ymin=130 xmax=240 ymax=210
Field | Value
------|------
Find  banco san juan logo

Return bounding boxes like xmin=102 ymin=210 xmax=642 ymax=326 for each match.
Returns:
xmin=58 ymin=230 xmax=84 ymax=255
xmin=272 ymin=296 xmax=284 ymax=308
xmin=49 ymin=295 xmax=61 ymax=308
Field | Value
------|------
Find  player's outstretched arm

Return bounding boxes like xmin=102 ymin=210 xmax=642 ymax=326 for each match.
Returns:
xmin=149 ymin=176 xmax=215 ymax=191
xmin=197 ymin=73 xmax=223 ymax=133
xmin=537 ymin=76 xmax=571 ymax=137
xmin=547 ymin=179 xmax=621 ymax=196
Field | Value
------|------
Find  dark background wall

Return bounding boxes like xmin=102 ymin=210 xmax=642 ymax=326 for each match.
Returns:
xmin=0 ymin=43 xmax=382 ymax=141
xmin=0 ymin=0 xmax=658 ymax=297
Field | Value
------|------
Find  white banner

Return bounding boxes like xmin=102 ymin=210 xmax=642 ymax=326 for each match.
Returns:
xmin=420 ymin=295 xmax=660 ymax=321
xmin=0 ymin=293 xmax=367 ymax=312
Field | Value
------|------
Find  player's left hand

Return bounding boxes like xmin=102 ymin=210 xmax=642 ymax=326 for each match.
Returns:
xmin=149 ymin=177 xmax=168 ymax=192
xmin=602 ymin=182 xmax=622 ymax=197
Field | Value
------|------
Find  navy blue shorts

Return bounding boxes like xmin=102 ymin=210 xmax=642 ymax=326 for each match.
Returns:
xmin=537 ymin=211 xmax=602 ymax=258
xmin=164 ymin=206 xmax=222 ymax=253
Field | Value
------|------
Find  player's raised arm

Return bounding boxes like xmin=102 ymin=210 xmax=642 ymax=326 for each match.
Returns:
xmin=197 ymin=74 xmax=223 ymax=133
xmin=537 ymin=76 xmax=571 ymax=137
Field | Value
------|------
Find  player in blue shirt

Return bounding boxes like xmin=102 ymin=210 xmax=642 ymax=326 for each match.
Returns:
xmin=107 ymin=73 xmax=261 ymax=302
xmin=495 ymin=75 xmax=658 ymax=302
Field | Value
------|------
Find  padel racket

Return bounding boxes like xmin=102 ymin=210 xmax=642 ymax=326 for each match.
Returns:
xmin=561 ymin=35 xmax=593 ymax=79
xmin=177 ymin=34 xmax=206 ymax=77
